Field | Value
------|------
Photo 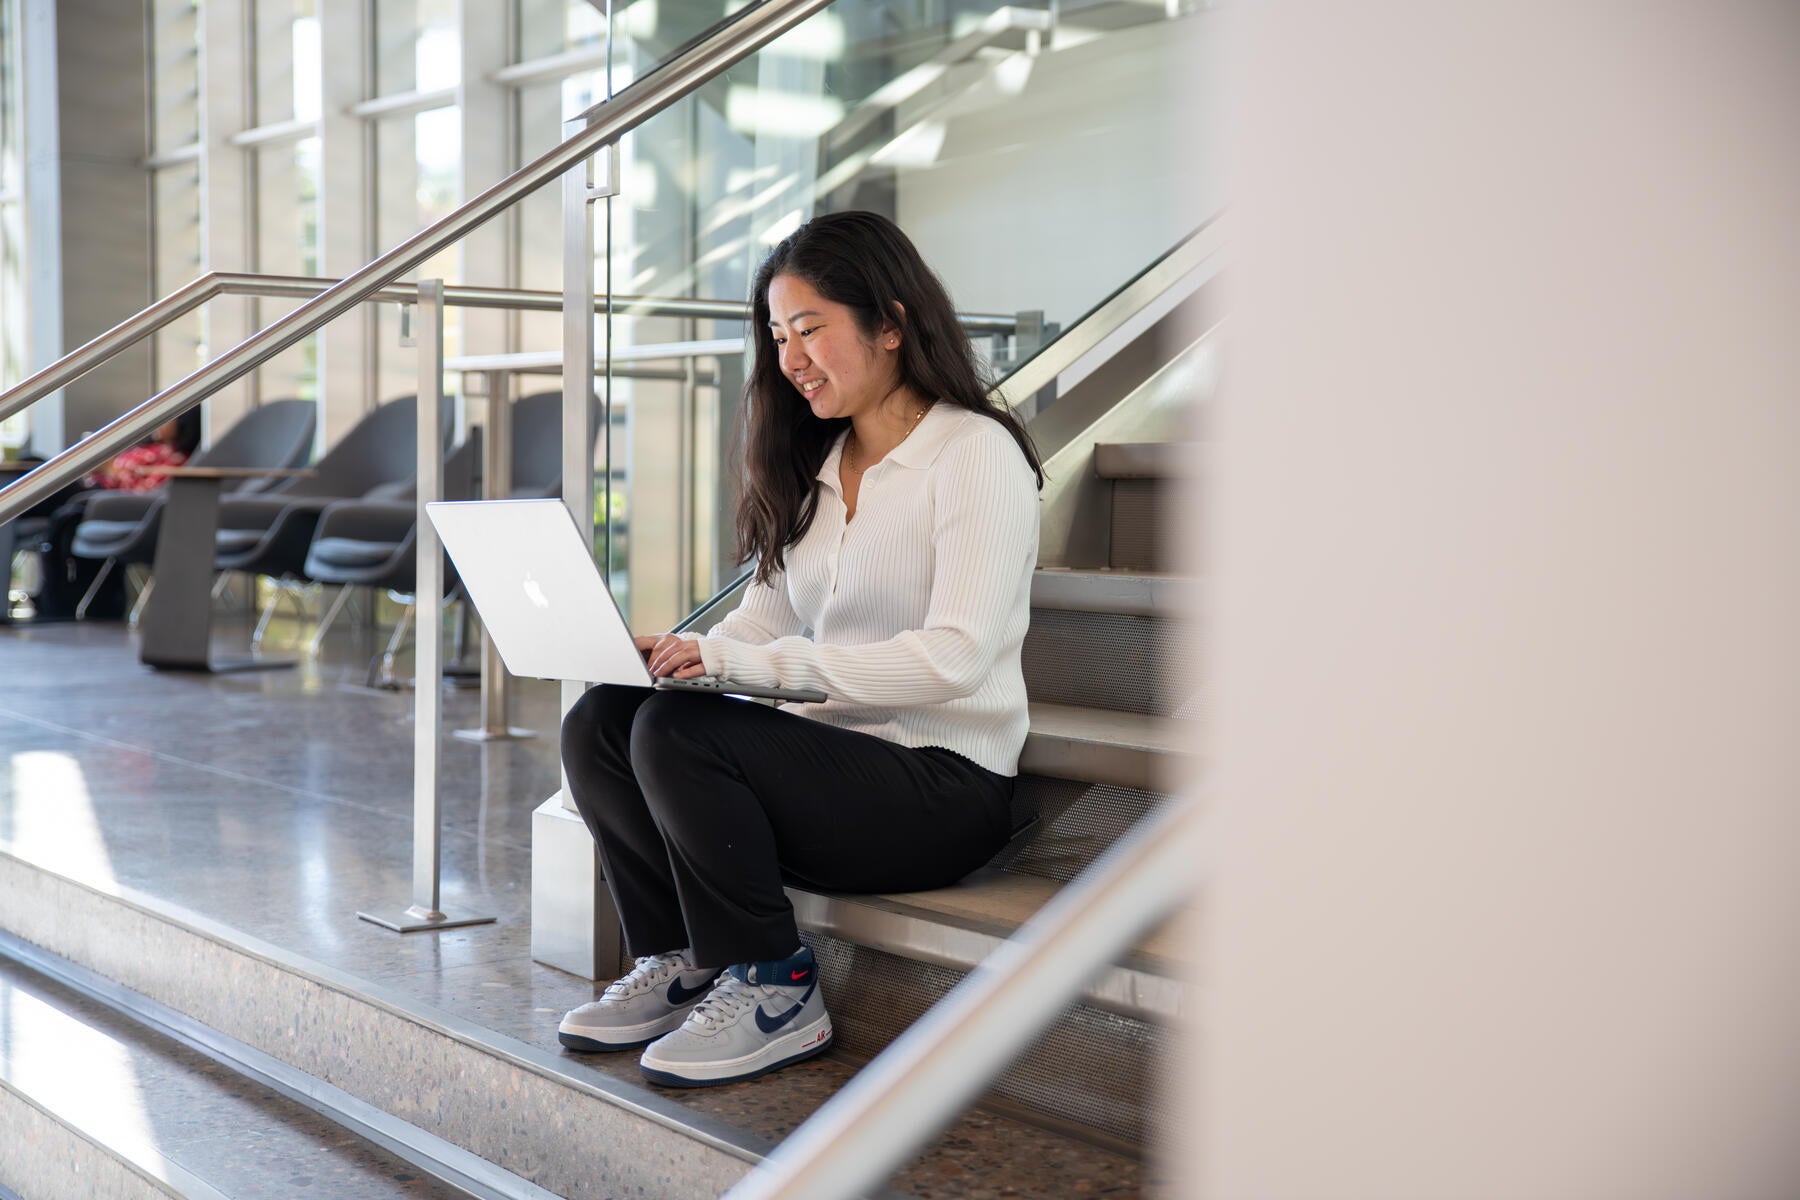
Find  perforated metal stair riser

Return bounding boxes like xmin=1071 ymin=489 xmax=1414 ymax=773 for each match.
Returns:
xmin=1022 ymin=609 xmax=1199 ymax=717
xmin=999 ymin=777 xmax=1164 ymax=883
xmin=801 ymin=932 xmax=1172 ymax=1153
xmin=1109 ymin=479 xmax=1168 ymax=571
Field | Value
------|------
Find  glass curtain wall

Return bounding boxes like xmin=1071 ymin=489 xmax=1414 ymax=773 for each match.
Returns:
xmin=512 ymin=0 xmax=622 ymax=589
xmin=149 ymin=0 xmax=206 ymax=393
xmin=123 ymin=0 xmax=1211 ymax=621
xmin=251 ymin=0 xmax=323 ymax=404
xmin=0 ymin=0 xmax=27 ymax=454
xmin=588 ymin=0 xmax=1212 ymax=624
xmin=372 ymin=0 xmax=462 ymax=406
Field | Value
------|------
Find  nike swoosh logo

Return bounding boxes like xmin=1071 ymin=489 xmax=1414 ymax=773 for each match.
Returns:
xmin=754 ymin=979 xmax=818 ymax=1034
xmin=666 ymin=974 xmax=713 ymax=1005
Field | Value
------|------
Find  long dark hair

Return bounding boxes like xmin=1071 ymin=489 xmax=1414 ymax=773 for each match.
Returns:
xmin=736 ymin=211 xmax=1043 ymax=585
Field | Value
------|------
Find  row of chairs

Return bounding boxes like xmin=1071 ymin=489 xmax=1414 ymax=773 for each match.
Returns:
xmin=65 ymin=391 xmax=576 ymax=672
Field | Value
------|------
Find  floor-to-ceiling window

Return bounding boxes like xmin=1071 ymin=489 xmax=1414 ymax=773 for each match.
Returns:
xmin=0 ymin=0 xmax=28 ymax=456
xmin=369 ymin=0 xmax=462 ymax=406
xmin=246 ymin=0 xmax=322 ymax=405
xmin=148 ymin=0 xmax=205 ymax=395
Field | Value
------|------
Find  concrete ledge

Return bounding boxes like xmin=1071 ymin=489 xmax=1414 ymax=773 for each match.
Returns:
xmin=0 ymin=853 xmax=762 ymax=1200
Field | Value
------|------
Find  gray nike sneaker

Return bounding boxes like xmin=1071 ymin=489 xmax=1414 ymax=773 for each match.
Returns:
xmin=638 ymin=949 xmax=833 ymax=1086
xmin=559 ymin=950 xmax=721 ymax=1051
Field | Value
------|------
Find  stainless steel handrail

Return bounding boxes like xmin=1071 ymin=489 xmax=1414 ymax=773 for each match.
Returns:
xmin=0 ymin=272 xmax=1017 ymax=431
xmin=0 ymin=0 xmax=837 ymax=527
xmin=994 ymin=214 xmax=1227 ymax=410
xmin=724 ymin=791 xmax=1204 ymax=1200
xmin=669 ymin=226 xmax=1224 ymax=633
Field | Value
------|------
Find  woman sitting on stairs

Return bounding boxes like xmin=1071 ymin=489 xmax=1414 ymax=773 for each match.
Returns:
xmin=557 ymin=210 xmax=1045 ymax=1087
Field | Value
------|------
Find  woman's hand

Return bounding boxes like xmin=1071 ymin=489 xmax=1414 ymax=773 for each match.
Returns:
xmin=639 ymin=633 xmax=708 ymax=680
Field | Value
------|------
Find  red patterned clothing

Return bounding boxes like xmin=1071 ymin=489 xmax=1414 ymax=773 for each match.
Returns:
xmin=85 ymin=443 xmax=188 ymax=492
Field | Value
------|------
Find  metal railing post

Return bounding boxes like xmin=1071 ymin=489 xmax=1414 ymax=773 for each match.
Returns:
xmin=358 ymin=279 xmax=495 ymax=935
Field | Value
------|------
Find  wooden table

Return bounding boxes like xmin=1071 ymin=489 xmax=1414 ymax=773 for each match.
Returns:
xmin=138 ymin=466 xmax=315 ymax=672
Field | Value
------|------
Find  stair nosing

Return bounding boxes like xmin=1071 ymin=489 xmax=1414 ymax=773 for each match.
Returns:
xmin=1029 ymin=567 xmax=1191 ymax=617
xmin=1093 ymin=441 xmax=1194 ymax=480
xmin=787 ymin=877 xmax=1184 ymax=1023
xmin=1026 ymin=701 xmax=1196 ymax=756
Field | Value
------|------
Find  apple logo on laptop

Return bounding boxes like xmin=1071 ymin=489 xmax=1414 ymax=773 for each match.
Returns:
xmin=521 ymin=572 xmax=550 ymax=610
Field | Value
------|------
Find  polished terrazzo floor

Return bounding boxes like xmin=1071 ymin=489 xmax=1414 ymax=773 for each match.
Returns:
xmin=0 ymin=613 xmax=1152 ymax=1198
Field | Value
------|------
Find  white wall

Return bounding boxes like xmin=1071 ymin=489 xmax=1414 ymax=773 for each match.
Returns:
xmin=898 ymin=13 xmax=1223 ymax=328
xmin=1191 ymin=5 xmax=1800 ymax=1197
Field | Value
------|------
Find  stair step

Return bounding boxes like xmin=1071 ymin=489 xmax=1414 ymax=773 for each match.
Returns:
xmin=789 ymin=869 xmax=1183 ymax=1023
xmin=1093 ymin=441 xmax=1194 ymax=480
xmin=1022 ymin=701 xmax=1196 ymax=790
xmin=0 ymin=951 xmax=470 ymax=1200
xmin=0 ymin=850 xmax=1148 ymax=1198
xmin=1023 ymin=604 xmax=1198 ymax=717
xmin=1030 ymin=566 xmax=1188 ymax=616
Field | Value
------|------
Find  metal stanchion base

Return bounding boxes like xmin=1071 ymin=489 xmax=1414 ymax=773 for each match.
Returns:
xmin=356 ymin=905 xmax=498 ymax=934
xmin=152 ymin=654 xmax=298 ymax=674
xmin=451 ymin=726 xmax=536 ymax=742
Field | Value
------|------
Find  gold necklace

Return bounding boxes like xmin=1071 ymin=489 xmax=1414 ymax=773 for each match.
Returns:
xmin=846 ymin=404 xmax=929 ymax=474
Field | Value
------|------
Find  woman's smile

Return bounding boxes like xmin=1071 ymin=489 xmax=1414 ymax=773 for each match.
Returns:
xmin=767 ymin=274 xmax=897 ymax=422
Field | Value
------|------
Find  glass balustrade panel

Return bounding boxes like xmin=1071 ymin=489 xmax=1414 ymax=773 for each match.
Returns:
xmin=590 ymin=0 xmax=1216 ymax=627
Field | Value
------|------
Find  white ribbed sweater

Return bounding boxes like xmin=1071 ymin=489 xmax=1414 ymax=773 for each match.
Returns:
xmin=692 ymin=404 xmax=1040 ymax=776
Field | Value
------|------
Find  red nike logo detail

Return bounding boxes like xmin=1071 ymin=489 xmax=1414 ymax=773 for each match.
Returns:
xmin=790 ymin=968 xmax=810 ymax=981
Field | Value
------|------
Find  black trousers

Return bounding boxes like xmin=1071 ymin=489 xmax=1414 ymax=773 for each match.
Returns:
xmin=560 ymin=685 xmax=1015 ymax=969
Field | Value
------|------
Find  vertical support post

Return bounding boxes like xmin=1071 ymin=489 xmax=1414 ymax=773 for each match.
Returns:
xmin=1012 ymin=309 xmax=1056 ymax=419
xmin=531 ymin=116 xmax=621 ymax=980
xmin=454 ymin=373 xmax=533 ymax=741
xmin=358 ymin=279 xmax=493 ymax=934
xmin=412 ymin=280 xmax=447 ymax=913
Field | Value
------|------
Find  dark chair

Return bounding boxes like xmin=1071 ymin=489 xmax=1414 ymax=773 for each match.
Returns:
xmin=303 ymin=433 xmax=482 ymax=679
xmin=301 ymin=391 xmax=585 ymax=683
xmin=210 ymin=394 xmax=445 ymax=582
xmin=70 ymin=399 xmax=318 ymax=621
xmin=507 ymin=390 xmax=576 ymax=499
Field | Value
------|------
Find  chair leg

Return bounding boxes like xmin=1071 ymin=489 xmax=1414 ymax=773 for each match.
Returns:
xmin=74 ymin=558 xmax=117 ymax=620
xmin=128 ymin=575 xmax=156 ymax=629
xmin=251 ymin=583 xmax=282 ymax=649
xmin=368 ymin=598 xmax=415 ymax=690
xmin=211 ymin=572 xmax=232 ymax=601
xmin=280 ymin=580 xmax=312 ymax=622
xmin=309 ymin=583 xmax=352 ymax=656
xmin=451 ymin=593 xmax=470 ymax=663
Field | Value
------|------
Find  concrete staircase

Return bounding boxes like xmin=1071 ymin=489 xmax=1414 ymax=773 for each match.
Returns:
xmin=0 ymin=944 xmax=477 ymax=1200
xmin=781 ymin=437 xmax=1198 ymax=1152
xmin=0 ymin=392 xmax=1202 ymax=1193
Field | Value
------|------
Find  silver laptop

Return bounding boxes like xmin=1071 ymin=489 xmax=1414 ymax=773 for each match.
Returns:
xmin=425 ymin=498 xmax=826 ymax=703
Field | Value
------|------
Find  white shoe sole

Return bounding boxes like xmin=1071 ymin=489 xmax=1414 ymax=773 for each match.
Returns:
xmin=559 ymin=1005 xmax=694 ymax=1052
xmin=638 ymin=1012 xmax=834 ymax=1087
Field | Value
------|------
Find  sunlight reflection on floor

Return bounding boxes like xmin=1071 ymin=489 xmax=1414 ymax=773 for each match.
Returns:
xmin=0 ymin=982 xmax=163 ymax=1169
xmin=6 ymin=751 xmax=116 ymax=887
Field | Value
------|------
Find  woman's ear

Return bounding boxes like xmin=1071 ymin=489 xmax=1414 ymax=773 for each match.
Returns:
xmin=882 ymin=301 xmax=907 ymax=351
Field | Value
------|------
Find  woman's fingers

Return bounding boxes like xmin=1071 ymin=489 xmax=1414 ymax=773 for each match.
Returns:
xmin=632 ymin=634 xmax=661 ymax=659
xmin=646 ymin=633 xmax=704 ymax=677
